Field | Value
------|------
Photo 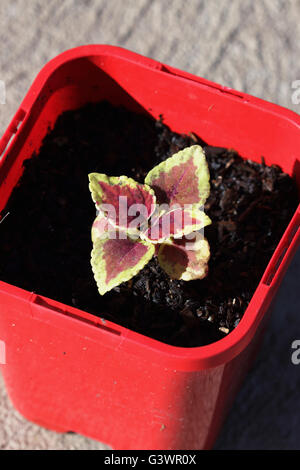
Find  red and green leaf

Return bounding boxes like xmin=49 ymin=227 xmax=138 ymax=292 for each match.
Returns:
xmin=144 ymin=145 xmax=210 ymax=207
xmin=91 ymin=215 xmax=155 ymax=295
xmin=141 ymin=206 xmax=211 ymax=243
xmin=89 ymin=173 xmax=156 ymax=230
xmin=157 ymin=233 xmax=210 ymax=281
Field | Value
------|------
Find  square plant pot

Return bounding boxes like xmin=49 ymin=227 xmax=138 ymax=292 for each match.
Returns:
xmin=0 ymin=45 xmax=299 ymax=450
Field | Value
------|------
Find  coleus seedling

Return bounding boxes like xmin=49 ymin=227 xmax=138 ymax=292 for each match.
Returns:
xmin=88 ymin=145 xmax=211 ymax=295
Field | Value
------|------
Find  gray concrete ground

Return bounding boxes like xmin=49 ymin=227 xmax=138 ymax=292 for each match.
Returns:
xmin=0 ymin=0 xmax=299 ymax=450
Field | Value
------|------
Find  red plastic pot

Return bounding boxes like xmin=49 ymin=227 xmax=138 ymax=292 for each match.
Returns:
xmin=0 ymin=46 xmax=299 ymax=450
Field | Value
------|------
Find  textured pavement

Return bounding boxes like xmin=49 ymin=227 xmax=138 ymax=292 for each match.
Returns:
xmin=0 ymin=0 xmax=300 ymax=450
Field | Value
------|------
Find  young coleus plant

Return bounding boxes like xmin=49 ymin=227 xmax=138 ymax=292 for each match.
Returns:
xmin=88 ymin=145 xmax=211 ymax=295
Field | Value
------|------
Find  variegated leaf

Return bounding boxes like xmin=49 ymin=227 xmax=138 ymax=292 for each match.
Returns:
xmin=89 ymin=173 xmax=156 ymax=230
xmin=141 ymin=206 xmax=211 ymax=243
xmin=144 ymin=145 xmax=210 ymax=207
xmin=158 ymin=234 xmax=210 ymax=281
xmin=91 ymin=216 xmax=155 ymax=295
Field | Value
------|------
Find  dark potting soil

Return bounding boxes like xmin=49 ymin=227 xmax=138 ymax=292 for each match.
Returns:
xmin=0 ymin=101 xmax=298 ymax=347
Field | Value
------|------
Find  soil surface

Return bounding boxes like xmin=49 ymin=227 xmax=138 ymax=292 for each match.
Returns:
xmin=0 ymin=101 xmax=298 ymax=346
